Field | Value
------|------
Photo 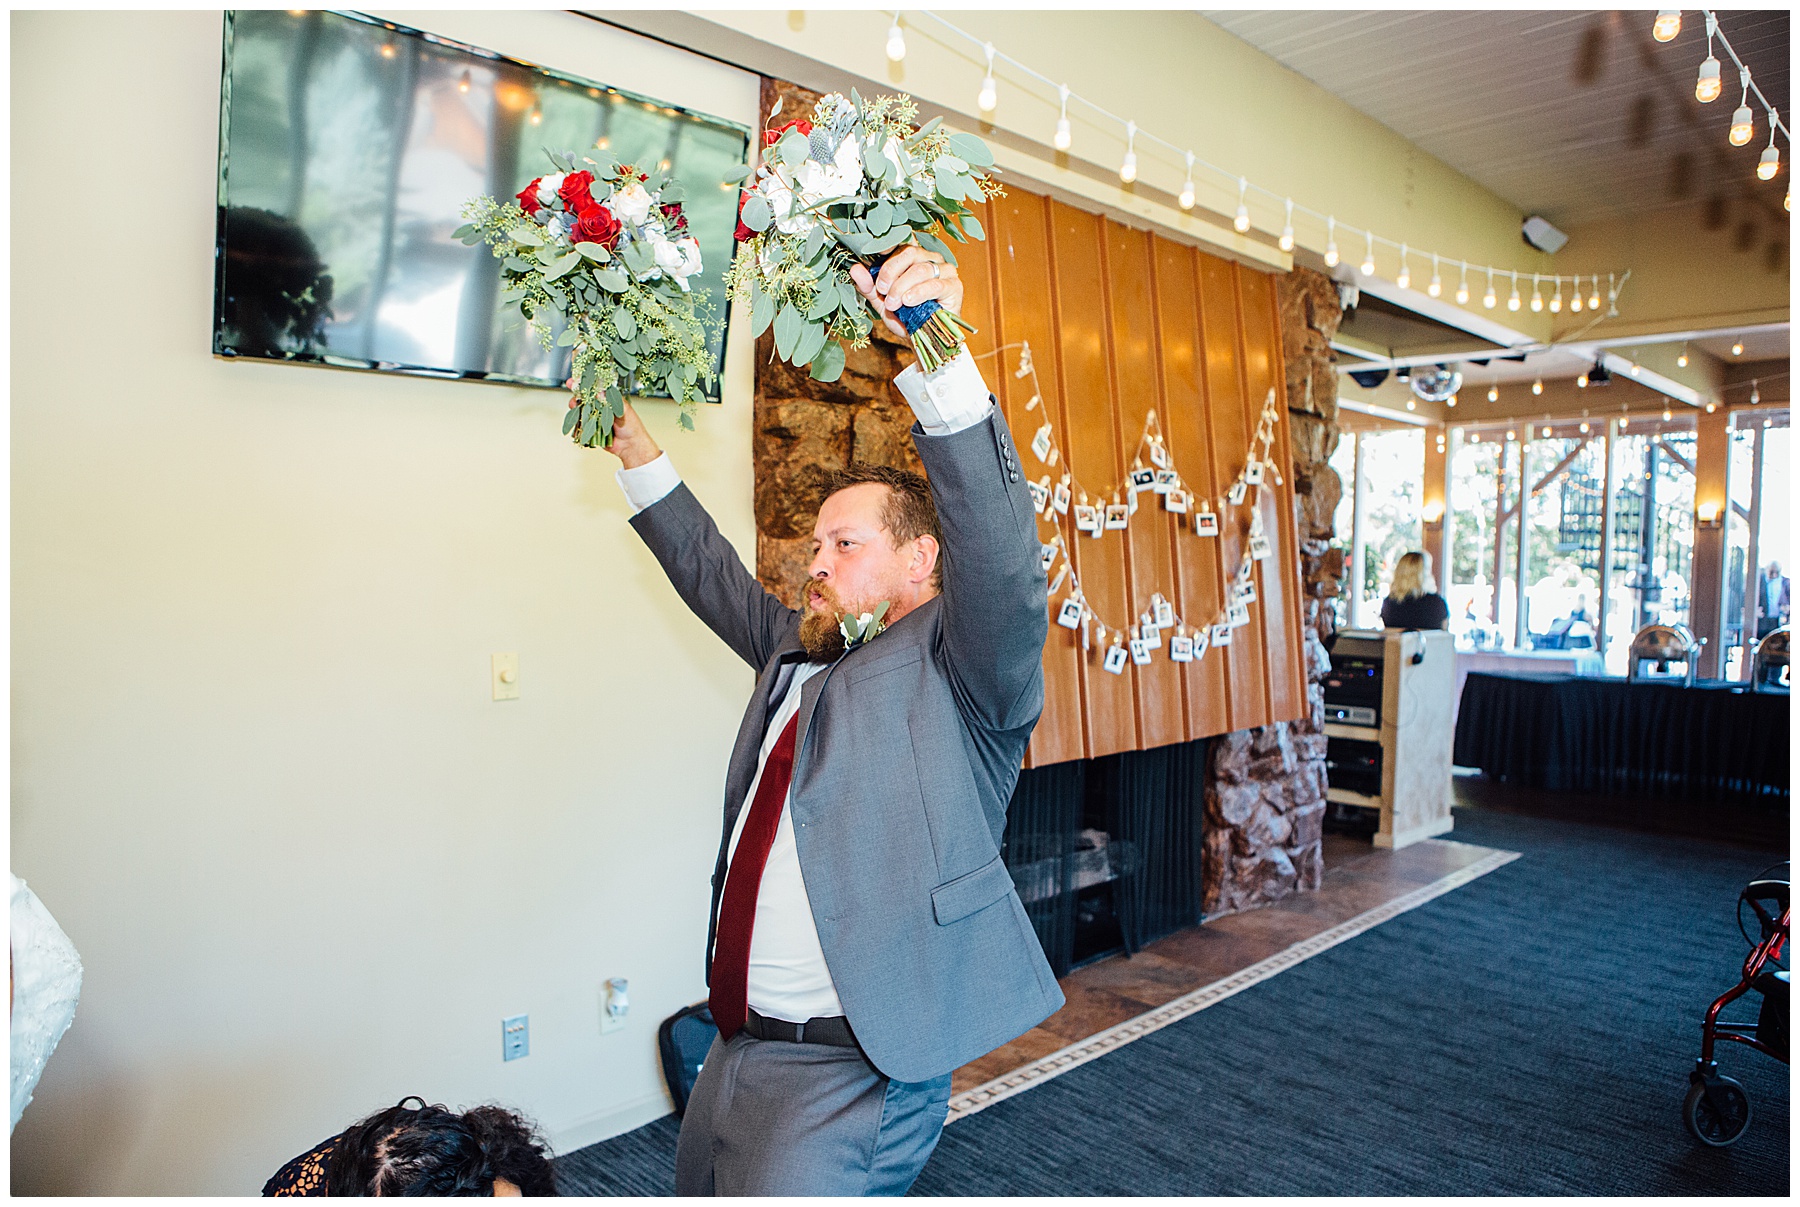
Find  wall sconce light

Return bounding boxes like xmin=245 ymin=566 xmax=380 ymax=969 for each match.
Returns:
xmin=1422 ymin=499 xmax=1446 ymax=524
xmin=1696 ymin=499 xmax=1724 ymax=528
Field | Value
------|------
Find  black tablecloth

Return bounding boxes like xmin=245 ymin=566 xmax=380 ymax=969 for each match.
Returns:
xmin=1453 ymin=671 xmax=1788 ymax=804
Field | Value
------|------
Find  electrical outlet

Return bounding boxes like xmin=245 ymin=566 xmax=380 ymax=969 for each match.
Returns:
xmin=600 ymin=978 xmax=629 ymax=1034
xmin=502 ymin=1014 xmax=529 ymax=1061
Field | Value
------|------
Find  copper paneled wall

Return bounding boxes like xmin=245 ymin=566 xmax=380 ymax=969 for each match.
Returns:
xmin=954 ymin=190 xmax=1309 ymax=766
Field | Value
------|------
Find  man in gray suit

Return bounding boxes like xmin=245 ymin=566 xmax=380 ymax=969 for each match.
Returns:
xmin=602 ymin=246 xmax=1062 ymax=1194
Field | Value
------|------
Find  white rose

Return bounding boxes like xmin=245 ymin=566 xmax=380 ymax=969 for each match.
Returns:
xmin=762 ymin=176 xmax=813 ymax=236
xmin=610 ymin=182 xmax=654 ymax=226
xmin=795 ymin=133 xmax=863 ymax=207
xmin=537 ymin=173 xmax=566 ymax=207
xmin=668 ymin=237 xmax=704 ymax=291
xmin=652 ymin=237 xmax=685 ymax=277
xmin=880 ymin=135 xmax=907 ymax=182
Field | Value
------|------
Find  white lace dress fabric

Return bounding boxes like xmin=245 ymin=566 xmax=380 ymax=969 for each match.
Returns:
xmin=11 ymin=874 xmax=83 ymax=1132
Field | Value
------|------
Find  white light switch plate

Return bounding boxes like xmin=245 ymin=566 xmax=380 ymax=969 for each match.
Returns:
xmin=491 ymin=652 xmax=519 ymax=701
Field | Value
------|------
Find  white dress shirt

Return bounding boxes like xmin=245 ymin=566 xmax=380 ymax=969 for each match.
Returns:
xmin=616 ymin=346 xmax=993 ymax=1023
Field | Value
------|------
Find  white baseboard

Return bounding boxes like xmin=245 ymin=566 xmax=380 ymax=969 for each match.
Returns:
xmin=548 ymin=1089 xmax=675 ymax=1157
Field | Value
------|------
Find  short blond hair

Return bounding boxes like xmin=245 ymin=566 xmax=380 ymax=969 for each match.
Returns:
xmin=1389 ymin=551 xmax=1437 ymax=601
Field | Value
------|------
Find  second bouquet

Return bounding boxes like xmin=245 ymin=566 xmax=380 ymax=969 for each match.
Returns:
xmin=724 ymin=92 xmax=1001 ymax=381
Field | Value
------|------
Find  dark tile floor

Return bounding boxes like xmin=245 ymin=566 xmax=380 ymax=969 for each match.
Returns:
xmin=950 ymin=821 xmax=1505 ymax=1093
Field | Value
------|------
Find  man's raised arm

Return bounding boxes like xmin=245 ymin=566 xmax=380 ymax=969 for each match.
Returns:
xmin=608 ymin=404 xmax=799 ymax=671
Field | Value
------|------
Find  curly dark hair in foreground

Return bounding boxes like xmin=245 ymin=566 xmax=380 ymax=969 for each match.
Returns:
xmin=324 ymin=1097 xmax=557 ymax=1196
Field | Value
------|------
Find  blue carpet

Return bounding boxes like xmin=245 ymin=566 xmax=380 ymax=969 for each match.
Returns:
xmin=554 ymin=808 xmax=1789 ymax=1195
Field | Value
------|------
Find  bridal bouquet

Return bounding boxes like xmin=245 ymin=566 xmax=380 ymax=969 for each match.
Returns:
xmin=459 ymin=153 xmax=716 ymax=448
xmin=722 ymin=91 xmax=1000 ymax=380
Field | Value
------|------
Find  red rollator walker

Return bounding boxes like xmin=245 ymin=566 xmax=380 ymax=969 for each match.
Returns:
xmin=1684 ymin=862 xmax=1789 ymax=1146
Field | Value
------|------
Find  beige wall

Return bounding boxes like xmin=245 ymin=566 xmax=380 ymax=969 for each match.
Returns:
xmin=11 ymin=10 xmax=758 ymax=1194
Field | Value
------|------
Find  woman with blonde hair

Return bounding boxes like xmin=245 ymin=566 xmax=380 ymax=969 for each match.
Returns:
xmin=1381 ymin=551 xmax=1450 ymax=630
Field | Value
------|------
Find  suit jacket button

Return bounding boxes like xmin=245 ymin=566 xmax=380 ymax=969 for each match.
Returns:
xmin=1009 ymin=470 xmax=1019 ymax=482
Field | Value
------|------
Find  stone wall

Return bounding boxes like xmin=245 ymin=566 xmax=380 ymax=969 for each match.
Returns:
xmin=1200 ymin=267 xmax=1345 ymax=916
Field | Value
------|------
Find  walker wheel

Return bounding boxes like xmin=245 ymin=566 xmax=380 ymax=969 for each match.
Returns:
xmin=1684 ymin=1076 xmax=1752 ymax=1146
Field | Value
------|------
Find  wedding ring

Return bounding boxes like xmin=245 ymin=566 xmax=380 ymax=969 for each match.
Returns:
xmin=930 ymin=262 xmax=941 ymax=279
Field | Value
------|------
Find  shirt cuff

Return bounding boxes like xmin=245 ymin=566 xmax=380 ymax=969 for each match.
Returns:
xmin=615 ymin=452 xmax=681 ymax=515
xmin=893 ymin=347 xmax=994 ymax=436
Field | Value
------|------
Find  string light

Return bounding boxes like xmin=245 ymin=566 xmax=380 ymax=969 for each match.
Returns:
xmin=1233 ymin=176 xmax=1248 ymax=232
xmin=1508 ymin=428 xmax=1517 ymax=442
xmin=1361 ymin=231 xmax=1375 ymax=277
xmin=1324 ymin=216 xmax=1339 ymax=267
xmin=1053 ymin=84 xmax=1071 ymax=150
xmin=458 ymin=68 xmax=471 ymax=93
xmin=1508 ymin=271 xmax=1522 ymax=311
xmin=1759 ymin=115 xmax=1781 ymax=179
xmin=1677 ymin=343 xmax=1689 ymax=367
xmin=1729 ymin=67 xmax=1754 ymax=145
xmin=1579 ymin=416 xmax=1591 ymax=433
xmin=1751 ymin=379 xmax=1761 ymax=404
xmin=1427 ymin=252 xmax=1441 ymax=296
xmin=1178 ymin=152 xmax=1196 ymax=210
xmin=1653 ymin=9 xmax=1682 ymax=41
xmin=1532 ymin=378 xmax=1544 ymax=395
xmin=1455 ymin=261 xmax=1470 ymax=305
xmin=1482 ymin=266 xmax=1497 ymax=309
xmin=1707 ymin=401 xmax=1718 ymax=413
xmin=1569 ymin=275 xmax=1583 ymax=313
xmin=1488 ymin=383 xmax=1499 ymax=403
xmin=528 ymin=104 xmax=542 ymax=126
xmin=1664 ymin=407 xmax=1674 ymax=421
xmin=1550 ymin=278 xmax=1563 ymax=312
xmin=1395 ymin=243 xmax=1410 ymax=289
xmin=886 ymin=15 xmax=906 ymax=62
xmin=1577 ymin=371 xmax=1589 ymax=388
xmin=1732 ymin=340 xmax=1744 ymax=355
xmin=1120 ymin=120 xmax=1137 ymax=183
xmin=1446 ymin=393 xmax=1457 ymax=408
xmin=1542 ymin=424 xmax=1553 ymax=437
xmin=1279 ymin=198 xmax=1295 ymax=252
xmin=1588 ymin=279 xmax=1601 ymax=310
xmin=1530 ymin=273 xmax=1543 ymax=311
xmin=1697 ymin=15 xmax=1723 ymax=102
xmin=977 ymin=42 xmax=998 ymax=112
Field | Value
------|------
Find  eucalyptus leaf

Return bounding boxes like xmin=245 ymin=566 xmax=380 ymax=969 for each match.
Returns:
xmin=575 ymin=242 xmax=611 ymax=262
xmin=720 ymin=163 xmax=754 ymax=184
xmin=959 ymin=214 xmax=986 ymax=241
xmin=806 ymin=288 xmax=839 ymax=322
xmin=556 ymin=326 xmax=578 ymax=346
xmin=751 ymin=287 xmax=777 ymax=336
xmin=867 ymin=226 xmax=913 ymax=255
xmin=678 ymin=410 xmax=696 ymax=432
xmin=535 ymin=246 xmax=559 ymax=266
xmin=936 ymin=155 xmax=969 ymax=175
xmin=837 ymin=278 xmax=865 ymax=314
xmin=614 ymin=345 xmax=639 ymax=370
xmin=563 ymin=404 xmax=582 ymax=436
xmin=808 ymin=339 xmax=847 ymax=383
xmin=547 ymin=251 xmax=583 ymax=281
xmin=453 ymin=222 xmax=477 ymax=241
xmin=947 ymin=132 xmax=995 ymax=167
xmin=613 ymin=306 xmax=638 ymax=340
xmin=659 ymin=179 xmax=686 ymax=203
xmin=606 ymin=384 xmax=625 ymax=417
xmin=580 ymin=412 xmax=598 ymax=445
xmin=802 ymin=224 xmax=827 ymax=264
xmin=510 ymin=225 xmax=545 ymax=247
xmin=907 ymin=116 xmax=944 ymax=148
xmin=914 ymin=228 xmax=958 ymax=266
xmin=741 ymin=193 xmax=772 ymax=232
xmin=595 ymin=268 xmax=629 ymax=292
xmin=579 ymin=361 xmax=597 ymax=394
xmin=774 ymin=302 xmax=804 ymax=361
xmin=791 ymin=319 xmax=828 ymax=368
xmin=778 ymin=129 xmax=809 ymax=168
xmin=861 ymin=143 xmax=888 ymax=183
xmin=499 ymin=287 xmax=526 ymax=303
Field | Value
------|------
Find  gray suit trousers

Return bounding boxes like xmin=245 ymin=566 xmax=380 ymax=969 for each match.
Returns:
xmin=674 ymin=1032 xmax=953 ymax=1196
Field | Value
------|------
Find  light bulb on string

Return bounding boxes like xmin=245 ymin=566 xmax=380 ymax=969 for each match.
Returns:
xmin=528 ymin=104 xmax=542 ymax=126
xmin=1406 ymin=399 xmax=1417 ymax=412
xmin=1482 ymin=267 xmax=1497 ymax=309
xmin=1543 ymin=424 xmax=1553 ymax=437
xmin=1233 ymin=177 xmax=1249 ymax=233
xmin=1279 ymin=198 xmax=1295 ymax=252
xmin=1119 ymin=121 xmax=1137 ymax=183
xmin=1488 ymin=383 xmax=1499 ymax=403
xmin=1550 ymin=278 xmax=1563 ymax=312
xmin=1697 ymin=56 xmax=1722 ymax=103
xmin=458 ymin=68 xmax=471 ymax=94
xmin=1707 ymin=401 xmax=1717 ymax=413
xmin=1455 ymin=261 xmax=1470 ymax=305
xmin=1570 ymin=275 xmax=1584 ymax=313
xmin=1395 ymin=244 xmax=1410 ymax=289
xmin=1530 ymin=273 xmax=1544 ymax=311
xmin=1653 ymin=10 xmax=1681 ymax=41
xmin=1606 ymin=274 xmax=1619 ymax=315
xmin=1508 ymin=271 xmax=1522 ymax=311
xmin=1053 ymin=85 xmax=1071 ymax=151
xmin=1677 ymin=342 xmax=1689 ymax=367
xmin=1729 ymin=68 xmax=1754 ymax=145
xmin=1324 ymin=216 xmax=1339 ymax=267
xmin=1732 ymin=340 xmax=1743 ymax=356
xmin=1360 ymin=231 xmax=1376 ymax=277
xmin=1751 ymin=379 xmax=1761 ymax=404
xmin=1664 ymin=407 xmax=1674 ymax=422
xmin=978 ymin=43 xmax=998 ymax=112
xmin=886 ymin=16 xmax=905 ymax=62
xmin=1532 ymin=378 xmax=1544 ymax=396
xmin=1427 ymin=252 xmax=1441 ymax=296
xmin=1758 ymin=117 xmax=1781 ymax=179
xmin=1446 ymin=393 xmax=1457 ymax=408
xmin=1579 ymin=418 xmax=1590 ymax=433
xmin=1577 ymin=371 xmax=1589 ymax=388
xmin=1588 ymin=279 xmax=1602 ymax=310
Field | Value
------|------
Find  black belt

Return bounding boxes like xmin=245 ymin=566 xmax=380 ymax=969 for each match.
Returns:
xmin=743 ymin=1008 xmax=858 ymax=1048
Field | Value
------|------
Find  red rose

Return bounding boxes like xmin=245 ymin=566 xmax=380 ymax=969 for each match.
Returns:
xmin=763 ymin=117 xmax=813 ymax=148
xmin=557 ymin=171 xmax=596 ymax=211
xmin=732 ymin=190 xmax=755 ymax=242
xmin=660 ymin=202 xmax=687 ymax=232
xmin=515 ymin=178 xmax=543 ymax=215
xmin=573 ymin=203 xmax=621 ymax=249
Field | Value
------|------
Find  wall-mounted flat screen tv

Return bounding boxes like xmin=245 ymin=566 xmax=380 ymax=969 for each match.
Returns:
xmin=214 ymin=10 xmax=749 ymax=398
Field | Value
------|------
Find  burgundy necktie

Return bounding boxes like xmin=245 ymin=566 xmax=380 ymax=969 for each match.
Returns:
xmin=710 ymin=712 xmax=801 ymax=1040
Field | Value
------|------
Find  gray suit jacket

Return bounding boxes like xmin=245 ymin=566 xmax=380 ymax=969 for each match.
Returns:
xmin=630 ymin=408 xmax=1064 ymax=1082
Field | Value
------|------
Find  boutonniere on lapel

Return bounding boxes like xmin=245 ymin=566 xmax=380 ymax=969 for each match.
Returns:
xmin=838 ymin=601 xmax=891 ymax=652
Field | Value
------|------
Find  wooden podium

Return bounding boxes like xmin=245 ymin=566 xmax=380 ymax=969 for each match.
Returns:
xmin=1324 ymin=628 xmax=1456 ymax=849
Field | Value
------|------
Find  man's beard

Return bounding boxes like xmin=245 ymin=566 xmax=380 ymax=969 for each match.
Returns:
xmin=797 ymin=578 xmax=893 ymax=662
